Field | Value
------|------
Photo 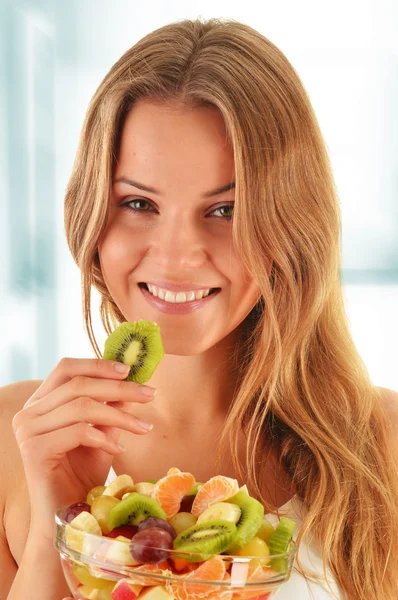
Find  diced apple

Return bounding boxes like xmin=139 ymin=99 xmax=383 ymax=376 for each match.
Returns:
xmin=136 ymin=586 xmax=174 ymax=599
xmin=111 ymin=578 xmax=143 ymax=599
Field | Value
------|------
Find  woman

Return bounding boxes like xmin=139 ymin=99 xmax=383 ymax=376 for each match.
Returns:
xmin=1 ymin=17 xmax=397 ymax=600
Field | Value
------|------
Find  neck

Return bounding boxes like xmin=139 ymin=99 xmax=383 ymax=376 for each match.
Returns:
xmin=146 ymin=326 xmax=244 ymax=428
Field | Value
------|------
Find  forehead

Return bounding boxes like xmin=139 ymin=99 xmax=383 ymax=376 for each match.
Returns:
xmin=115 ymin=100 xmax=235 ymax=186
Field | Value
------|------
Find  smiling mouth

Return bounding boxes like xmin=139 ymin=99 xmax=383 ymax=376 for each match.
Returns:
xmin=139 ymin=283 xmax=220 ymax=304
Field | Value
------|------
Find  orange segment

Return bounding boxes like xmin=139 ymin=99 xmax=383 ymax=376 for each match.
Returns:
xmin=125 ymin=561 xmax=174 ymax=586
xmin=152 ymin=468 xmax=196 ymax=518
xmin=231 ymin=565 xmax=276 ymax=599
xmin=191 ymin=476 xmax=240 ymax=517
xmin=171 ymin=556 xmax=227 ymax=600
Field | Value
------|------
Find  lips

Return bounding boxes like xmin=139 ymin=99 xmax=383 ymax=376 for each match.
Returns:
xmin=139 ymin=283 xmax=219 ymax=304
xmin=138 ymin=283 xmax=221 ymax=314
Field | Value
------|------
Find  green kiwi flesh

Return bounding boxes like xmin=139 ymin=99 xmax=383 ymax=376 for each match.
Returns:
xmin=173 ymin=519 xmax=237 ymax=562
xmin=103 ymin=320 xmax=164 ymax=384
xmin=268 ymin=516 xmax=296 ymax=572
xmin=223 ymin=491 xmax=265 ymax=553
xmin=108 ymin=493 xmax=167 ymax=531
xmin=187 ymin=482 xmax=204 ymax=495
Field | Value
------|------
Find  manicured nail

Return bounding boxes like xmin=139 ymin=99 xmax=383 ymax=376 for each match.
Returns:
xmin=138 ymin=385 xmax=157 ymax=398
xmin=137 ymin=419 xmax=153 ymax=431
xmin=114 ymin=362 xmax=130 ymax=373
xmin=117 ymin=443 xmax=126 ymax=452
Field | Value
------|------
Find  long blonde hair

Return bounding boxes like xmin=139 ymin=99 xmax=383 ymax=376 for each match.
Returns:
xmin=64 ymin=17 xmax=398 ymax=599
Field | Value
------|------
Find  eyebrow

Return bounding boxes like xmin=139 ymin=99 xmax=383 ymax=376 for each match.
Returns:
xmin=112 ymin=177 xmax=235 ymax=198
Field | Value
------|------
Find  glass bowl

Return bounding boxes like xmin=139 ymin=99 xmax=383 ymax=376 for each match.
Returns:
xmin=54 ymin=504 xmax=297 ymax=600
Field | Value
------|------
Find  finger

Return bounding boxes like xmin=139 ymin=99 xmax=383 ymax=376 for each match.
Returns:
xmin=24 ymin=357 xmax=134 ymax=407
xmin=18 ymin=422 xmax=126 ymax=466
xmin=25 ymin=375 xmax=156 ymax=415
xmin=16 ymin=396 xmax=153 ymax=442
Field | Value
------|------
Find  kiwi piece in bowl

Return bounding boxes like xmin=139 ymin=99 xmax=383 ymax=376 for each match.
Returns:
xmin=103 ymin=320 xmax=164 ymax=383
xmin=108 ymin=493 xmax=167 ymax=531
xmin=173 ymin=519 xmax=237 ymax=562
xmin=223 ymin=491 xmax=265 ymax=553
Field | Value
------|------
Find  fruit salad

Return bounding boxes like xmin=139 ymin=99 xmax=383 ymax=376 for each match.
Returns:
xmin=54 ymin=468 xmax=297 ymax=600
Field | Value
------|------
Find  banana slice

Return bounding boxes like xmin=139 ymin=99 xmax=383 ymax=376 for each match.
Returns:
xmin=105 ymin=535 xmax=140 ymax=566
xmin=65 ymin=511 xmax=102 ymax=553
xmin=102 ymin=474 xmax=135 ymax=499
xmin=134 ymin=481 xmax=156 ymax=496
xmin=121 ymin=492 xmax=134 ymax=500
xmin=197 ymin=501 xmax=241 ymax=525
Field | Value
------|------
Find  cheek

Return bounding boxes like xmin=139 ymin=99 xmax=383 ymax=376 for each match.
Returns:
xmin=98 ymin=227 xmax=142 ymax=282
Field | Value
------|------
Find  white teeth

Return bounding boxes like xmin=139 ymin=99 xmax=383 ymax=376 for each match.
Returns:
xmin=144 ymin=284 xmax=214 ymax=304
xmin=164 ymin=290 xmax=176 ymax=303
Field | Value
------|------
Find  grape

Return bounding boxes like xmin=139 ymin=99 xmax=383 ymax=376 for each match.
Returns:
xmin=138 ymin=517 xmax=176 ymax=540
xmin=107 ymin=525 xmax=138 ymax=539
xmin=86 ymin=485 xmax=106 ymax=506
xmin=91 ymin=495 xmax=120 ymax=535
xmin=130 ymin=527 xmax=173 ymax=563
xmin=179 ymin=495 xmax=195 ymax=513
xmin=64 ymin=502 xmax=91 ymax=523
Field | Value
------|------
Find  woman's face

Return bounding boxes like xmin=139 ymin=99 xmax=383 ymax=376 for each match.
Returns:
xmin=98 ymin=99 xmax=261 ymax=355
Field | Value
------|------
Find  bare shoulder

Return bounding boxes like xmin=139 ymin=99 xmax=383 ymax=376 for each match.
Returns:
xmin=0 ymin=380 xmax=43 ymax=500
xmin=0 ymin=379 xmax=44 ymax=414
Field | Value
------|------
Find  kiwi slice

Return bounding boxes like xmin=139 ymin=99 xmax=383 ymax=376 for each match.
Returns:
xmin=268 ymin=517 xmax=296 ymax=573
xmin=108 ymin=493 xmax=167 ymax=531
xmin=103 ymin=320 xmax=164 ymax=384
xmin=173 ymin=519 xmax=237 ymax=562
xmin=223 ymin=491 xmax=265 ymax=554
xmin=187 ymin=482 xmax=204 ymax=495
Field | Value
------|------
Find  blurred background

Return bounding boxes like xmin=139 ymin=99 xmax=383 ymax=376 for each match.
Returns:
xmin=0 ymin=0 xmax=397 ymax=389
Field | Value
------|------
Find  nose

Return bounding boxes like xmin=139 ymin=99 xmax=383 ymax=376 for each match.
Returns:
xmin=147 ymin=213 xmax=208 ymax=273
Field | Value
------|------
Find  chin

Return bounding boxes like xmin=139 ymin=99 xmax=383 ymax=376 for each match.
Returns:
xmin=161 ymin=332 xmax=218 ymax=356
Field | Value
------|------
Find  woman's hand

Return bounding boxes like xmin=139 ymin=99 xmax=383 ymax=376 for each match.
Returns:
xmin=12 ymin=357 xmax=156 ymax=538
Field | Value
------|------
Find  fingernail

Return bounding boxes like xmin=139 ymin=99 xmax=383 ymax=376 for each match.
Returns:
xmin=117 ymin=443 xmax=126 ymax=451
xmin=114 ymin=362 xmax=130 ymax=373
xmin=137 ymin=419 xmax=153 ymax=431
xmin=138 ymin=385 xmax=157 ymax=398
